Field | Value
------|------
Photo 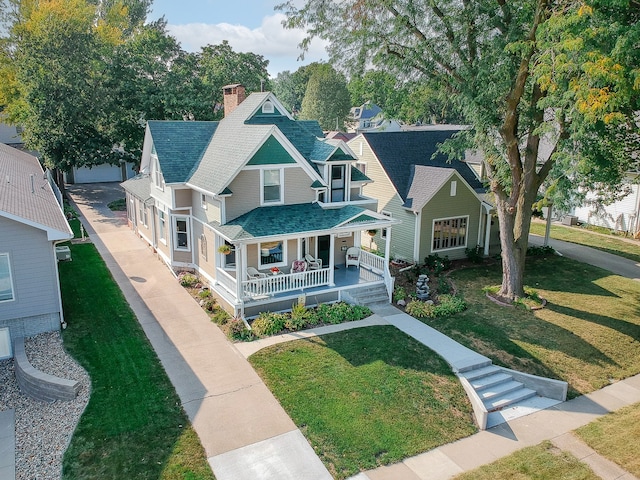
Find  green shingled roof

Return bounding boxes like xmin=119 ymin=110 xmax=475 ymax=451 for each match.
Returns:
xmin=350 ymin=166 xmax=371 ymax=182
xmin=217 ymin=203 xmax=381 ymax=240
xmin=148 ymin=121 xmax=218 ymax=183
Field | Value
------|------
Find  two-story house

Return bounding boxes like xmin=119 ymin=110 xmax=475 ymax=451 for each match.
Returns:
xmin=122 ymin=85 xmax=398 ymax=318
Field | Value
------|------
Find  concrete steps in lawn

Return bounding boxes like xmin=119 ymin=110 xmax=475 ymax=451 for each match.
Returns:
xmin=460 ymin=363 xmax=562 ymax=429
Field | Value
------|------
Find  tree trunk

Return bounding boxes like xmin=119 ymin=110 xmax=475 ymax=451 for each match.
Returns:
xmin=494 ymin=183 xmax=539 ymax=302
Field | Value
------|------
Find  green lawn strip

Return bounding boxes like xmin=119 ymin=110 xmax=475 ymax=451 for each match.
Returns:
xmin=530 ymin=221 xmax=640 ymax=263
xmin=430 ymin=255 xmax=640 ymax=398
xmin=575 ymin=402 xmax=640 ymax=477
xmin=249 ymin=326 xmax=476 ymax=479
xmin=452 ymin=441 xmax=600 ymax=480
xmin=59 ymin=243 xmax=214 ymax=480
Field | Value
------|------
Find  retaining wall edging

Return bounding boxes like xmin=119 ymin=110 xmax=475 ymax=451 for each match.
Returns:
xmin=13 ymin=337 xmax=80 ymax=403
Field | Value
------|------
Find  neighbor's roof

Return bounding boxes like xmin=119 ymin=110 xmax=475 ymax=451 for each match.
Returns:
xmin=148 ymin=120 xmax=218 ymax=184
xmin=361 ymin=130 xmax=486 ymax=202
xmin=0 ymin=143 xmax=72 ymax=240
xmin=121 ymin=173 xmax=153 ymax=204
xmin=404 ymin=166 xmax=460 ymax=211
xmin=215 ymin=203 xmax=391 ymax=241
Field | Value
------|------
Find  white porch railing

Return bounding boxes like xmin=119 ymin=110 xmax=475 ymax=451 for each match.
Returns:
xmin=242 ymin=268 xmax=330 ymax=299
xmin=360 ymin=249 xmax=385 ymax=273
xmin=360 ymin=249 xmax=394 ymax=303
xmin=216 ymin=268 xmax=238 ymax=296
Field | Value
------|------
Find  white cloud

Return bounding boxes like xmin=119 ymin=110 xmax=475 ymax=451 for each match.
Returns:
xmin=167 ymin=13 xmax=328 ymax=76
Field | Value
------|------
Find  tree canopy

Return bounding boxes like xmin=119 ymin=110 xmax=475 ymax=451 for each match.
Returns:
xmin=299 ymin=63 xmax=351 ymax=130
xmin=279 ymin=0 xmax=640 ymax=300
xmin=0 ymin=1 xmax=270 ymax=173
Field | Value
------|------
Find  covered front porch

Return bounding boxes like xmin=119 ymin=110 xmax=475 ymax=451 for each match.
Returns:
xmin=209 ymin=203 xmax=398 ymax=317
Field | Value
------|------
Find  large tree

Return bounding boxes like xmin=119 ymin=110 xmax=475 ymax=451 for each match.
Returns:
xmin=299 ymin=62 xmax=351 ymax=130
xmin=279 ymin=0 xmax=640 ymax=302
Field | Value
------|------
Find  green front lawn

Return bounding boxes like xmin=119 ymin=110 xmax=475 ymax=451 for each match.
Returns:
xmin=59 ymin=243 xmax=214 ymax=480
xmin=452 ymin=441 xmax=599 ymax=480
xmin=431 ymin=255 xmax=640 ymax=397
xmin=530 ymin=221 xmax=640 ymax=263
xmin=249 ymin=326 xmax=476 ymax=479
xmin=576 ymin=402 xmax=640 ymax=477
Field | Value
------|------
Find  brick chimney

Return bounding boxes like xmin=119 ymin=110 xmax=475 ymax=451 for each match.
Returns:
xmin=222 ymin=84 xmax=246 ymax=117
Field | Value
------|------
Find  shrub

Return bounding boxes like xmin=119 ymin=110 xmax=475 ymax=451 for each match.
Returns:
xmin=226 ymin=318 xmax=254 ymax=341
xmin=424 ymin=254 xmax=451 ymax=275
xmin=251 ymin=312 xmax=287 ymax=337
xmin=285 ymin=302 xmax=310 ymax=331
xmin=527 ymin=245 xmax=555 ymax=256
xmin=210 ymin=308 xmax=229 ymax=325
xmin=438 ymin=276 xmax=452 ymax=295
xmin=178 ymin=272 xmax=199 ymax=287
xmin=433 ymin=295 xmax=467 ymax=316
xmin=465 ymin=245 xmax=484 ymax=264
xmin=405 ymin=300 xmax=435 ymax=318
xmin=393 ymin=286 xmax=407 ymax=302
xmin=107 ymin=198 xmax=127 ymax=211
xmin=201 ymin=298 xmax=217 ymax=312
xmin=198 ymin=289 xmax=212 ymax=299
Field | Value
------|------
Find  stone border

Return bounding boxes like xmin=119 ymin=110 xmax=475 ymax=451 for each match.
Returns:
xmin=13 ymin=337 xmax=80 ymax=402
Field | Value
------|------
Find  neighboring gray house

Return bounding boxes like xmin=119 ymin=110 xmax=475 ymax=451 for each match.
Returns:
xmin=348 ymin=130 xmax=500 ymax=262
xmin=0 ymin=143 xmax=73 ymax=359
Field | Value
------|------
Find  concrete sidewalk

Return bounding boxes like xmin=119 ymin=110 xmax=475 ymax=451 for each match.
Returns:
xmin=66 ymin=183 xmax=640 ymax=480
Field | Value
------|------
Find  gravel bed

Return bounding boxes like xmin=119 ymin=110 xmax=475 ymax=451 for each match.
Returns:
xmin=0 ymin=331 xmax=90 ymax=480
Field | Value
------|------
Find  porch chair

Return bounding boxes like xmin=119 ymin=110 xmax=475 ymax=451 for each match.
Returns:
xmin=345 ymin=247 xmax=360 ymax=268
xmin=304 ymin=253 xmax=322 ymax=270
xmin=247 ymin=266 xmax=267 ymax=279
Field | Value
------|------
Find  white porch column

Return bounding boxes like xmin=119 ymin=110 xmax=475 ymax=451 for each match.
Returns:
xmin=384 ymin=226 xmax=391 ymax=263
xmin=235 ymin=243 xmax=246 ymax=301
xmin=483 ymin=212 xmax=492 ymax=256
xmin=329 ymin=234 xmax=335 ymax=286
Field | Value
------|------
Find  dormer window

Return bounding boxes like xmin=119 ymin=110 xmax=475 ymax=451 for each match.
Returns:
xmin=330 ymin=164 xmax=346 ymax=202
xmin=262 ymin=100 xmax=274 ymax=114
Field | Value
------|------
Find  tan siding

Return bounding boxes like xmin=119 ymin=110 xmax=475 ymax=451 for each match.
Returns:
xmin=284 ymin=167 xmax=315 ymax=204
xmin=226 ymin=170 xmax=260 ymax=221
xmin=151 ymin=182 xmax=172 ymax=206
xmin=349 ymin=139 xmax=417 ymax=261
xmin=191 ymin=192 xmax=222 ymax=225
xmin=419 ymin=175 xmax=481 ymax=260
xmin=174 ymin=188 xmax=192 ymax=208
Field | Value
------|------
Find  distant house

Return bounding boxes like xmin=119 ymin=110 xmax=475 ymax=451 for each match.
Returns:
xmin=64 ymin=162 xmax=137 ymax=184
xmin=348 ymin=130 xmax=499 ymax=262
xmin=122 ymin=85 xmax=398 ymax=318
xmin=0 ymin=120 xmax=23 ymax=147
xmin=0 ymin=143 xmax=73 ymax=359
xmin=572 ymin=173 xmax=640 ymax=235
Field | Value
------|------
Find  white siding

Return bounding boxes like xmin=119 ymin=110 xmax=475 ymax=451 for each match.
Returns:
xmin=574 ymin=184 xmax=640 ymax=233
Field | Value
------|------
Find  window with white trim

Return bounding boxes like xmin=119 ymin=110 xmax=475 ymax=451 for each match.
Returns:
xmin=450 ymin=180 xmax=457 ymax=196
xmin=0 ymin=254 xmax=15 ymax=302
xmin=153 ymin=157 xmax=165 ymax=191
xmin=201 ymin=193 xmax=207 ymax=210
xmin=432 ymin=216 xmax=468 ymax=251
xmin=174 ymin=217 xmax=190 ymax=250
xmin=158 ymin=211 xmax=166 ymax=242
xmin=380 ymin=211 xmax=392 ymax=239
xmin=259 ymin=240 xmax=285 ymax=268
xmin=355 ymin=162 xmax=367 ymax=175
xmin=138 ymin=201 xmax=147 ymax=227
xmin=261 ymin=168 xmax=283 ymax=204
xmin=262 ymin=100 xmax=274 ymax=113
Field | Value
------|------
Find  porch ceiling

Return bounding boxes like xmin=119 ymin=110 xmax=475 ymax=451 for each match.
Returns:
xmin=215 ymin=203 xmax=388 ymax=241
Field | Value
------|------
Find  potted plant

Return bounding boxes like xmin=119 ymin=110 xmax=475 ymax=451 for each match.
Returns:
xmin=217 ymin=244 xmax=232 ymax=255
xmin=366 ymin=229 xmax=378 ymax=237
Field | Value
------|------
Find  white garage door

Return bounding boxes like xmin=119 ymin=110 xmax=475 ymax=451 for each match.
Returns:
xmin=73 ymin=164 xmax=123 ymax=183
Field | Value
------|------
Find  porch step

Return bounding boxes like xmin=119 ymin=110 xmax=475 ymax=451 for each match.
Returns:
xmin=344 ymin=284 xmax=389 ymax=306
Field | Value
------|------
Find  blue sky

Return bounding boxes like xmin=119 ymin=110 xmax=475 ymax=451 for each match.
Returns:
xmin=148 ymin=0 xmax=328 ymax=77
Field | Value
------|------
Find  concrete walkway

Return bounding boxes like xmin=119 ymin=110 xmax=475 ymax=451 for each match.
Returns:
xmin=529 ymin=233 xmax=640 ymax=281
xmin=65 ymin=183 xmax=640 ymax=480
xmin=0 ymin=409 xmax=15 ymax=480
